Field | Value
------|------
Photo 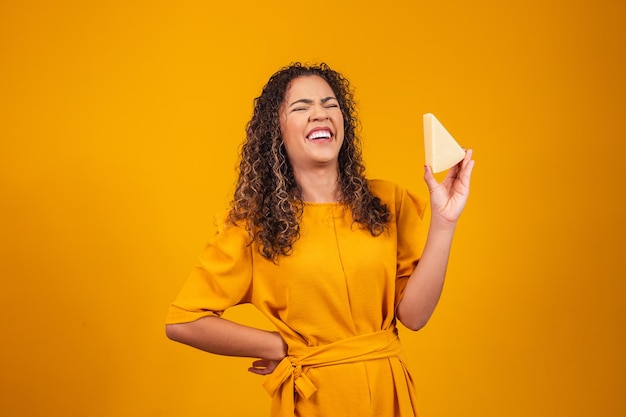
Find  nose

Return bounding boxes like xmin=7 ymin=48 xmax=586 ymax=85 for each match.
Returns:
xmin=309 ymin=104 xmax=329 ymax=122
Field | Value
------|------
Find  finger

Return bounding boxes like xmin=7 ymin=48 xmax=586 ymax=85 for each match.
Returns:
xmin=423 ymin=164 xmax=438 ymax=190
xmin=461 ymin=149 xmax=473 ymax=169
xmin=459 ymin=149 xmax=475 ymax=181
xmin=446 ymin=162 xmax=461 ymax=180
xmin=250 ymin=359 xmax=267 ymax=367
xmin=248 ymin=366 xmax=272 ymax=375
xmin=461 ymin=159 xmax=475 ymax=184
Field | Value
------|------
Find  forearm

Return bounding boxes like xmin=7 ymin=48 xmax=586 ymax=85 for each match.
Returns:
xmin=166 ymin=316 xmax=287 ymax=361
xmin=396 ymin=217 xmax=457 ymax=331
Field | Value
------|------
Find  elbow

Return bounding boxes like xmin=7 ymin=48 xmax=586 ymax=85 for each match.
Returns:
xmin=165 ymin=323 xmax=184 ymax=342
xmin=401 ymin=319 xmax=429 ymax=332
xmin=396 ymin=302 xmax=434 ymax=331
xmin=397 ymin=313 xmax=430 ymax=332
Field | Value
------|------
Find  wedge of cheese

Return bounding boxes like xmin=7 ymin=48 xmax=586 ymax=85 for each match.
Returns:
xmin=423 ymin=113 xmax=465 ymax=173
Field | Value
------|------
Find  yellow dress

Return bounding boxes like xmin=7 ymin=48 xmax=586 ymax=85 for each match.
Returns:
xmin=166 ymin=180 xmax=429 ymax=417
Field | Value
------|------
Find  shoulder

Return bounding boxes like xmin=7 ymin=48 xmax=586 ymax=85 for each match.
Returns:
xmin=368 ymin=179 xmax=406 ymax=204
xmin=368 ymin=179 xmax=428 ymax=217
xmin=207 ymin=210 xmax=252 ymax=246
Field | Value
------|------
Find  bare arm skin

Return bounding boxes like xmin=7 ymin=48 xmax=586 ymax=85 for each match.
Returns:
xmin=396 ymin=149 xmax=474 ymax=331
xmin=166 ymin=316 xmax=287 ymax=373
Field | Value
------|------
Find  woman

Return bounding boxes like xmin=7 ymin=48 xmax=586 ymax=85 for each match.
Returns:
xmin=166 ymin=62 xmax=474 ymax=416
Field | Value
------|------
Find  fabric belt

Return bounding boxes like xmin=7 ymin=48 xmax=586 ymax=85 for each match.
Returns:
xmin=263 ymin=327 xmax=414 ymax=417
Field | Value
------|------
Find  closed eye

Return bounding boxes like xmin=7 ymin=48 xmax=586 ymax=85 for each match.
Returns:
xmin=321 ymin=97 xmax=339 ymax=107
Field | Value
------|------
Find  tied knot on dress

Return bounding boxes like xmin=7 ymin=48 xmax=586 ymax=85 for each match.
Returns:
xmin=263 ymin=327 xmax=407 ymax=417
xmin=287 ymin=360 xmax=317 ymax=400
xmin=264 ymin=356 xmax=318 ymax=402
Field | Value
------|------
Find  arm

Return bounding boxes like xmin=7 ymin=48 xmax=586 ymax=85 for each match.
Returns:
xmin=166 ymin=316 xmax=287 ymax=374
xmin=396 ymin=149 xmax=474 ymax=331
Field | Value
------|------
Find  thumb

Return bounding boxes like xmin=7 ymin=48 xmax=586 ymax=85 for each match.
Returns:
xmin=423 ymin=164 xmax=438 ymax=192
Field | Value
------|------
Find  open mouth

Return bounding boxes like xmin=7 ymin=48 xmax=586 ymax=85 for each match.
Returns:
xmin=307 ymin=129 xmax=333 ymax=140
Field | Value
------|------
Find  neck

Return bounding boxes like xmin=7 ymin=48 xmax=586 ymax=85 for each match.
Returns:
xmin=294 ymin=167 xmax=341 ymax=203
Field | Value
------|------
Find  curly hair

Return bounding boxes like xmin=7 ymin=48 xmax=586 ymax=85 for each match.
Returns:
xmin=229 ymin=62 xmax=391 ymax=262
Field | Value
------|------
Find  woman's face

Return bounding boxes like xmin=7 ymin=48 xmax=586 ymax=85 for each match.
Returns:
xmin=279 ymin=75 xmax=344 ymax=173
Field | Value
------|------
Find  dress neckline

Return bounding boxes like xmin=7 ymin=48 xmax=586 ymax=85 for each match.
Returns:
xmin=303 ymin=201 xmax=343 ymax=207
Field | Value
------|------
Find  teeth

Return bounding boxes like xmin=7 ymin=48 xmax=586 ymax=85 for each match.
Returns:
xmin=308 ymin=130 xmax=331 ymax=140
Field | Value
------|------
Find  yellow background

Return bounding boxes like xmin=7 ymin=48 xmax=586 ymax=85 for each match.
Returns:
xmin=1 ymin=0 xmax=624 ymax=416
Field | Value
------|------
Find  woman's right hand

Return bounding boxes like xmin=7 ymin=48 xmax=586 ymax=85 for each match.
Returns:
xmin=248 ymin=358 xmax=282 ymax=375
xmin=248 ymin=331 xmax=286 ymax=375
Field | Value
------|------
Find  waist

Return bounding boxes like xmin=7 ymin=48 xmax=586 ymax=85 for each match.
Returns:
xmin=264 ymin=327 xmax=405 ymax=399
xmin=287 ymin=327 xmax=402 ymax=365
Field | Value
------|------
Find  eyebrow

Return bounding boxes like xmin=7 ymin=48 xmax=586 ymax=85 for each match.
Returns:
xmin=288 ymin=96 xmax=338 ymax=108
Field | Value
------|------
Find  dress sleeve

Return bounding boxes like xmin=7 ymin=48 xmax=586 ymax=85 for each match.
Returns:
xmin=165 ymin=219 xmax=254 ymax=324
xmin=394 ymin=186 xmax=429 ymax=304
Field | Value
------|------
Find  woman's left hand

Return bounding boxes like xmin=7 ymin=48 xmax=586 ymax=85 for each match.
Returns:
xmin=424 ymin=149 xmax=475 ymax=224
